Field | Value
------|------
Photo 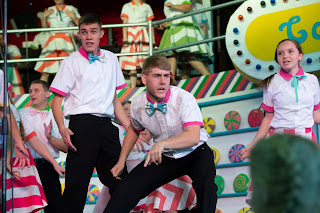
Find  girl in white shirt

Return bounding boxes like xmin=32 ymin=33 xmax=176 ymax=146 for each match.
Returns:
xmin=241 ymin=38 xmax=320 ymax=205
xmin=242 ymin=39 xmax=320 ymax=157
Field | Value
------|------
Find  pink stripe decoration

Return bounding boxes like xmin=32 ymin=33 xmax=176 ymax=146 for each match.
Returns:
xmin=6 ymin=176 xmax=45 ymax=197
xmin=6 ymin=195 xmax=46 ymax=210
xmin=312 ymin=132 xmax=317 ymax=143
xmin=116 ymin=83 xmax=127 ymax=90
xmin=8 ymin=83 xmax=12 ymax=92
xmin=305 ymin=128 xmax=312 ymax=133
xmin=49 ymin=87 xmax=67 ymax=97
xmin=186 ymin=188 xmax=196 ymax=209
xmin=183 ymin=121 xmax=204 ymax=128
xmin=261 ymin=102 xmax=274 ymax=112
xmin=162 ymin=184 xmax=183 ymax=210
xmin=314 ymin=102 xmax=320 ymax=111
xmin=153 ymin=191 xmax=166 ymax=211
xmin=177 ymin=175 xmax=192 ymax=184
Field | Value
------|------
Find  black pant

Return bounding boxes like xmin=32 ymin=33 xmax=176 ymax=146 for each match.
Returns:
xmin=35 ymin=158 xmax=62 ymax=213
xmin=62 ymin=114 xmax=127 ymax=213
xmin=104 ymin=143 xmax=217 ymax=213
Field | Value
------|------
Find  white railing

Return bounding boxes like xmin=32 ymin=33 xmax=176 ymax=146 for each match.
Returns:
xmin=0 ymin=0 xmax=246 ymax=64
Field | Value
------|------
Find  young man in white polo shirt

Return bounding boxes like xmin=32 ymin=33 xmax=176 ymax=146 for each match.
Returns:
xmin=50 ymin=13 xmax=130 ymax=212
xmin=105 ymin=55 xmax=217 ymax=213
xmin=18 ymin=79 xmax=67 ymax=213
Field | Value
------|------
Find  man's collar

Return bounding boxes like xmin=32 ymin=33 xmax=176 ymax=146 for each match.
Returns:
xmin=79 ymin=46 xmax=101 ymax=60
xmin=146 ymin=88 xmax=171 ymax=104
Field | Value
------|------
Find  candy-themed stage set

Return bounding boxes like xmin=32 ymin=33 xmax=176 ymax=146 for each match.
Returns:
xmin=11 ymin=0 xmax=320 ymax=212
xmin=12 ymin=69 xmax=261 ymax=213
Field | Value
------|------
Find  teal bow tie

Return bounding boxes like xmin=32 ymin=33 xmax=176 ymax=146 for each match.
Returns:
xmin=291 ymin=75 xmax=306 ymax=103
xmin=57 ymin=10 xmax=63 ymax=21
xmin=146 ymin=102 xmax=167 ymax=117
xmin=88 ymin=53 xmax=106 ymax=64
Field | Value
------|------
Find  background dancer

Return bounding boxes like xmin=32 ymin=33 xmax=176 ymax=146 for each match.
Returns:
xmin=158 ymin=0 xmax=212 ymax=78
xmin=19 ymin=80 xmax=66 ymax=213
xmin=35 ymin=0 xmax=80 ymax=82
xmin=119 ymin=0 xmax=155 ymax=88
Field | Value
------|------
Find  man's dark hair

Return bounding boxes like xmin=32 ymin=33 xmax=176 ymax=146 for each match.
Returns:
xmin=79 ymin=13 xmax=102 ymax=30
xmin=30 ymin=79 xmax=49 ymax=91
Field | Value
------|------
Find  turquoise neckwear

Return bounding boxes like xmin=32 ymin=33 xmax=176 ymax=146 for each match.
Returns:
xmin=291 ymin=75 xmax=306 ymax=103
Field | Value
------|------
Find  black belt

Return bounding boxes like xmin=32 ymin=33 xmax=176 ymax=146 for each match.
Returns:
xmin=70 ymin=114 xmax=112 ymax=124
xmin=34 ymin=158 xmax=46 ymax=164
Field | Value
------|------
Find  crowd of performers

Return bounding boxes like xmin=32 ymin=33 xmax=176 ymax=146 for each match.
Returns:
xmin=1 ymin=0 xmax=320 ymax=213
xmin=1 ymin=0 xmax=212 ymax=94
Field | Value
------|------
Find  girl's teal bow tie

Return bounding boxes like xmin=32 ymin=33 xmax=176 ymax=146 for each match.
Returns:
xmin=291 ymin=75 xmax=306 ymax=103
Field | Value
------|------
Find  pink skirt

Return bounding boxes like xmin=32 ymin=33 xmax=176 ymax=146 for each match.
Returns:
xmin=1 ymin=149 xmax=47 ymax=213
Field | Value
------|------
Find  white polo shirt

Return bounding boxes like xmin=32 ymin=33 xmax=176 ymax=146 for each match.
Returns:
xmin=164 ymin=0 xmax=192 ymax=18
xmin=121 ymin=1 xmax=154 ymax=23
xmin=47 ymin=4 xmax=80 ymax=28
xmin=49 ymin=47 xmax=127 ymax=118
xmin=131 ymin=86 xmax=208 ymax=159
xmin=19 ymin=107 xmax=62 ymax=159
xmin=262 ymin=68 xmax=320 ymax=129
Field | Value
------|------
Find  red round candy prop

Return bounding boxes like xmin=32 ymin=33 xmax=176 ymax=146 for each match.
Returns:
xmin=248 ymin=109 xmax=264 ymax=127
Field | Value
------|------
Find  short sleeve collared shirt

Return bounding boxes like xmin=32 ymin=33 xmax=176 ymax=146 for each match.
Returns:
xmin=47 ymin=5 xmax=80 ymax=28
xmin=131 ymin=86 xmax=208 ymax=159
xmin=262 ymin=68 xmax=320 ymax=129
xmin=50 ymin=47 xmax=127 ymax=118
xmin=121 ymin=1 xmax=154 ymax=23
xmin=19 ymin=107 xmax=63 ymax=159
